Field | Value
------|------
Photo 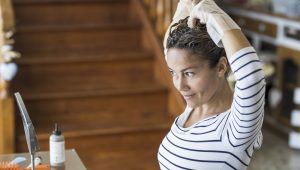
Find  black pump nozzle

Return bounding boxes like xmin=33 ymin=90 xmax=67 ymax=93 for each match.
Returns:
xmin=53 ymin=123 xmax=62 ymax=136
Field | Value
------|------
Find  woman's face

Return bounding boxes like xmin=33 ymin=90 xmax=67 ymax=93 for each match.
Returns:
xmin=166 ymin=48 xmax=223 ymax=108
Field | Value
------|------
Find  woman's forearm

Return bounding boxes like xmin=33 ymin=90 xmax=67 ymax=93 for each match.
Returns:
xmin=221 ymin=29 xmax=251 ymax=58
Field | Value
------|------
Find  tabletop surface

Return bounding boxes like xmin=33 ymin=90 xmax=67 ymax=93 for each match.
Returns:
xmin=0 ymin=149 xmax=86 ymax=170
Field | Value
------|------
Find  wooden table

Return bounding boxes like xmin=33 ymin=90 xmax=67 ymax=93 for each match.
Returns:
xmin=0 ymin=149 xmax=86 ymax=170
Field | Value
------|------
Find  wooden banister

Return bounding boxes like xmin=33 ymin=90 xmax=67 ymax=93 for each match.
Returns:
xmin=163 ymin=0 xmax=172 ymax=34
xmin=133 ymin=0 xmax=185 ymax=116
xmin=0 ymin=97 xmax=14 ymax=154
xmin=155 ymin=0 xmax=164 ymax=38
xmin=141 ymin=0 xmax=176 ymax=38
xmin=0 ymin=0 xmax=17 ymax=154
xmin=0 ymin=0 xmax=15 ymax=35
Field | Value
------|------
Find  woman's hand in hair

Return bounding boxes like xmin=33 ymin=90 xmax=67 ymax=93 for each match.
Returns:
xmin=191 ymin=0 xmax=201 ymax=5
xmin=188 ymin=0 xmax=240 ymax=47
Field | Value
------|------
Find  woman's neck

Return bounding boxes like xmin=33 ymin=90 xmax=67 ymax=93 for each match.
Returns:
xmin=193 ymin=80 xmax=233 ymax=119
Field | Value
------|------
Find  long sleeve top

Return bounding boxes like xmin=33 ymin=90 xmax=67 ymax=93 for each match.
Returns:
xmin=158 ymin=47 xmax=266 ymax=170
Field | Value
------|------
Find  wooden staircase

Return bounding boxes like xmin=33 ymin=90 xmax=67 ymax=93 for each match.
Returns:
xmin=11 ymin=0 xmax=177 ymax=169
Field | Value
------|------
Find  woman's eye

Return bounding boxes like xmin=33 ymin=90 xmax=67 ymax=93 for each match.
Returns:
xmin=184 ymin=72 xmax=194 ymax=77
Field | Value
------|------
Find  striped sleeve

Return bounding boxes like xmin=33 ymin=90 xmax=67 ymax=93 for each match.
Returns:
xmin=227 ymin=47 xmax=266 ymax=147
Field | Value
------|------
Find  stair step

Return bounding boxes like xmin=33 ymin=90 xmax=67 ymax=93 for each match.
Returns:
xmin=16 ymin=128 xmax=169 ymax=169
xmin=17 ymin=117 xmax=172 ymax=140
xmin=14 ymin=83 xmax=169 ymax=133
xmin=14 ymin=0 xmax=130 ymax=26
xmin=16 ymin=22 xmax=139 ymax=33
xmin=15 ymin=23 xmax=141 ymax=51
xmin=12 ymin=51 xmax=154 ymax=94
xmin=14 ymin=0 xmax=126 ymax=4
xmin=17 ymin=49 xmax=152 ymax=65
xmin=16 ymin=82 xmax=167 ymax=100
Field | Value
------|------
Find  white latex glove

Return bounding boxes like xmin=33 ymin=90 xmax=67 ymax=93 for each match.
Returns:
xmin=188 ymin=0 xmax=240 ymax=47
xmin=163 ymin=0 xmax=194 ymax=56
xmin=173 ymin=0 xmax=194 ymax=25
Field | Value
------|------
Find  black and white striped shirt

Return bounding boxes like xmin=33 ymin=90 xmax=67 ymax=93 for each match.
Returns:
xmin=158 ymin=47 xmax=265 ymax=170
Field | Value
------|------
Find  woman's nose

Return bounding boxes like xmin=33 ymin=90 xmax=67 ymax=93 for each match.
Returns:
xmin=175 ymin=76 xmax=188 ymax=91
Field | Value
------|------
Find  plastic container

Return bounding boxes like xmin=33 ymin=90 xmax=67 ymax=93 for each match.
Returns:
xmin=49 ymin=123 xmax=65 ymax=167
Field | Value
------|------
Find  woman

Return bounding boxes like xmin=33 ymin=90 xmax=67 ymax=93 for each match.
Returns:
xmin=158 ymin=0 xmax=265 ymax=169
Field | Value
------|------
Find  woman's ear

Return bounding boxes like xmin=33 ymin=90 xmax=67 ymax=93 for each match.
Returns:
xmin=217 ymin=56 xmax=228 ymax=77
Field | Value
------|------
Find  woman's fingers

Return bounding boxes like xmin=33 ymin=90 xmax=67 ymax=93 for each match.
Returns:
xmin=187 ymin=16 xmax=197 ymax=28
xmin=191 ymin=0 xmax=201 ymax=5
xmin=187 ymin=0 xmax=241 ymax=47
xmin=188 ymin=0 xmax=206 ymax=28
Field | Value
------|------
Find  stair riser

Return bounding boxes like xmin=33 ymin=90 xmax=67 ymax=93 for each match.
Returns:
xmin=12 ymin=60 xmax=153 ymax=92
xmin=15 ymin=28 xmax=140 ymax=51
xmin=16 ymin=130 xmax=166 ymax=169
xmin=14 ymin=2 xmax=129 ymax=26
xmin=15 ymin=91 xmax=168 ymax=133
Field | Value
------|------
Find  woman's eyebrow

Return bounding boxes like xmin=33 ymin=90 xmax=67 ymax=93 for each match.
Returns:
xmin=168 ymin=66 xmax=201 ymax=72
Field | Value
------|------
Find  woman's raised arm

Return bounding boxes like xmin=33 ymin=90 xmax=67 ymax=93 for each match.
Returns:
xmin=188 ymin=0 xmax=243 ymax=54
xmin=189 ymin=0 xmax=265 ymax=146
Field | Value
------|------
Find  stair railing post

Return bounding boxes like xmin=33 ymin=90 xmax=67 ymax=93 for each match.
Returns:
xmin=0 ymin=0 xmax=20 ymax=154
xmin=163 ymin=0 xmax=172 ymax=34
xmin=155 ymin=0 xmax=164 ymax=38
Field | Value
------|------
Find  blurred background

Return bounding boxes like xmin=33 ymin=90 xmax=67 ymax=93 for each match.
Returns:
xmin=0 ymin=0 xmax=299 ymax=169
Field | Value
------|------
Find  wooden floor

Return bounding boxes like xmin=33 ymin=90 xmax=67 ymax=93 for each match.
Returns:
xmin=249 ymin=127 xmax=300 ymax=170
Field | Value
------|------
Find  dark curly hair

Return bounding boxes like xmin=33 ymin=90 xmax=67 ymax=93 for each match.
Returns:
xmin=167 ymin=17 xmax=226 ymax=69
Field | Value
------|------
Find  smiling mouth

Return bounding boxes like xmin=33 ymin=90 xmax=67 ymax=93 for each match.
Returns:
xmin=183 ymin=94 xmax=195 ymax=100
